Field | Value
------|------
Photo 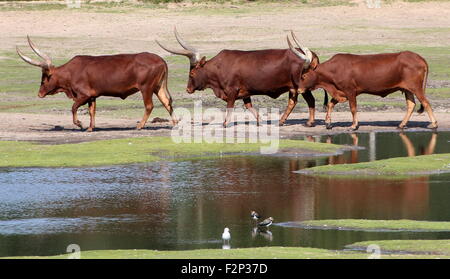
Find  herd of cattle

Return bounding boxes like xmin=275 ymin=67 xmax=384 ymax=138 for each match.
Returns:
xmin=16 ymin=28 xmax=438 ymax=132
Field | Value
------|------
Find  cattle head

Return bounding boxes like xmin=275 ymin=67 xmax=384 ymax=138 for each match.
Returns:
xmin=287 ymin=31 xmax=319 ymax=93
xmin=17 ymin=36 xmax=60 ymax=98
xmin=156 ymin=27 xmax=208 ymax=94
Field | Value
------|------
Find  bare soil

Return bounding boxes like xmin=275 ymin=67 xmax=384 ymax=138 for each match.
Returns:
xmin=1 ymin=111 xmax=448 ymax=144
xmin=2 ymin=1 xmax=450 ymax=53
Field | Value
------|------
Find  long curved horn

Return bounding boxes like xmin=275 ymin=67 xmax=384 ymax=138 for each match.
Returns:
xmin=287 ymin=35 xmax=311 ymax=70
xmin=16 ymin=46 xmax=47 ymax=68
xmin=174 ymin=26 xmax=198 ymax=53
xmin=290 ymin=31 xmax=312 ymax=68
xmin=27 ymin=36 xmax=52 ymax=67
xmin=155 ymin=40 xmax=193 ymax=57
xmin=156 ymin=27 xmax=201 ymax=66
xmin=155 ymin=40 xmax=199 ymax=66
xmin=287 ymin=35 xmax=306 ymax=60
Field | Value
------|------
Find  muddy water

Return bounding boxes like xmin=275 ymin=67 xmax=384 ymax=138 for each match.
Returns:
xmin=0 ymin=131 xmax=449 ymax=256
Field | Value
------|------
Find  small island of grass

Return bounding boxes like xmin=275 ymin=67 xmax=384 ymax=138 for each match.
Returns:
xmin=296 ymin=153 xmax=450 ymax=177
xmin=347 ymin=240 xmax=450 ymax=256
xmin=284 ymin=219 xmax=450 ymax=232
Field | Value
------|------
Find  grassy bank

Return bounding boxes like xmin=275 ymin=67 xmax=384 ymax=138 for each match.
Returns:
xmin=0 ymin=1 xmax=356 ymax=12
xmin=297 ymin=153 xmax=450 ymax=177
xmin=5 ymin=245 xmax=449 ymax=259
xmin=293 ymin=219 xmax=450 ymax=231
xmin=0 ymin=136 xmax=342 ymax=167
xmin=347 ymin=240 xmax=450 ymax=256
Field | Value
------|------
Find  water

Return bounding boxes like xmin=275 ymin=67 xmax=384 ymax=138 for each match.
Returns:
xmin=0 ymin=131 xmax=449 ymax=256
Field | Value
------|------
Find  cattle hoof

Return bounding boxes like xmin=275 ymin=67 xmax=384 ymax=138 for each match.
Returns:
xmin=86 ymin=127 xmax=94 ymax=132
xmin=74 ymin=121 xmax=83 ymax=129
xmin=325 ymin=123 xmax=333 ymax=130
xmin=427 ymin=123 xmax=438 ymax=129
xmin=397 ymin=125 xmax=408 ymax=130
xmin=304 ymin=122 xmax=315 ymax=128
xmin=223 ymin=122 xmax=229 ymax=128
xmin=278 ymin=121 xmax=285 ymax=126
xmin=348 ymin=126 xmax=359 ymax=131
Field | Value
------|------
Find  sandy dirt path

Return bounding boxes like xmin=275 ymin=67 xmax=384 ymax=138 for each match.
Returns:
xmin=1 ymin=111 xmax=448 ymax=144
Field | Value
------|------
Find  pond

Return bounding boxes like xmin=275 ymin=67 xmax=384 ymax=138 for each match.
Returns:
xmin=0 ymin=131 xmax=449 ymax=257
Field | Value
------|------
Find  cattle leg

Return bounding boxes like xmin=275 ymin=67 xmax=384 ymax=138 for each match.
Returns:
xmin=325 ymin=98 xmax=338 ymax=129
xmin=224 ymin=97 xmax=236 ymax=128
xmin=155 ymin=76 xmax=178 ymax=125
xmin=415 ymin=95 xmax=438 ymax=129
xmin=72 ymin=98 xmax=89 ymax=130
xmin=87 ymin=99 xmax=96 ymax=132
xmin=398 ymin=91 xmax=416 ymax=129
xmin=243 ymin=97 xmax=260 ymax=126
xmin=348 ymin=95 xmax=359 ymax=131
xmin=279 ymin=89 xmax=298 ymax=126
xmin=137 ymin=91 xmax=154 ymax=130
xmin=301 ymin=90 xmax=315 ymax=127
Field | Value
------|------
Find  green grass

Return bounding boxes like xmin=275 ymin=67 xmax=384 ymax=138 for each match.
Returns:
xmin=347 ymin=240 xmax=450 ymax=256
xmin=4 ymin=246 xmax=448 ymax=259
xmin=298 ymin=219 xmax=450 ymax=231
xmin=298 ymin=153 xmax=450 ymax=177
xmin=0 ymin=136 xmax=342 ymax=167
xmin=0 ymin=0 xmax=355 ymax=12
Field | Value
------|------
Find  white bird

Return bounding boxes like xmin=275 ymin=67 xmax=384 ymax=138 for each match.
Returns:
xmin=222 ymin=227 xmax=231 ymax=245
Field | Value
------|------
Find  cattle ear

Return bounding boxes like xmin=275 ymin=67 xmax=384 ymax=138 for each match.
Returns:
xmin=199 ymin=56 xmax=207 ymax=67
xmin=42 ymin=66 xmax=54 ymax=75
xmin=310 ymin=56 xmax=319 ymax=70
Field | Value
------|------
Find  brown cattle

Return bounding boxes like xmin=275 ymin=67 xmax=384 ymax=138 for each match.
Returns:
xmin=288 ymin=39 xmax=438 ymax=130
xmin=157 ymin=28 xmax=326 ymax=127
xmin=17 ymin=36 xmax=176 ymax=132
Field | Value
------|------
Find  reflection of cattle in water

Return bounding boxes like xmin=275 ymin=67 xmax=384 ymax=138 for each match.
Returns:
xmin=304 ymin=132 xmax=438 ymax=165
xmin=313 ymin=176 xmax=430 ymax=220
xmin=155 ymin=133 xmax=439 ymax=237
xmin=296 ymin=132 xmax=438 ymax=220
xmin=399 ymin=132 xmax=437 ymax=156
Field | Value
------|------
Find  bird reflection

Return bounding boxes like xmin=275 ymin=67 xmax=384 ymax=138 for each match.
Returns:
xmin=251 ymin=227 xmax=273 ymax=241
xmin=222 ymin=244 xmax=231 ymax=250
